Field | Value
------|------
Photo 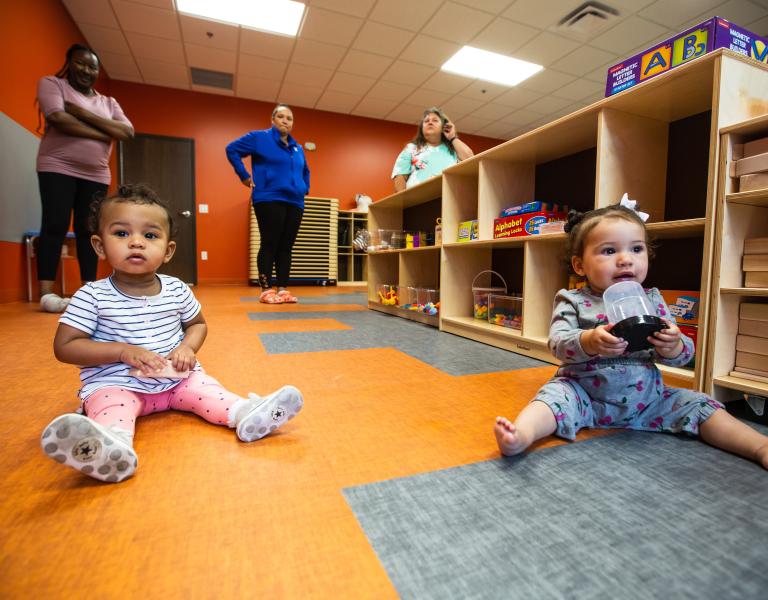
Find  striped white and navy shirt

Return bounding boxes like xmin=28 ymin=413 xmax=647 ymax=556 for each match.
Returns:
xmin=59 ymin=274 xmax=202 ymax=400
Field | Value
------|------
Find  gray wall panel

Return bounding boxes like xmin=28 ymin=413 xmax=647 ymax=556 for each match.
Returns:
xmin=0 ymin=112 xmax=41 ymax=243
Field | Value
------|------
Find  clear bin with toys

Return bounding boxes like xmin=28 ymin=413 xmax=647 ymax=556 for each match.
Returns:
xmin=472 ymin=270 xmax=507 ymax=320
xmin=488 ymin=294 xmax=523 ymax=330
xmin=400 ymin=286 xmax=419 ymax=310
xmin=417 ymin=288 xmax=440 ymax=315
xmin=377 ymin=284 xmax=399 ymax=306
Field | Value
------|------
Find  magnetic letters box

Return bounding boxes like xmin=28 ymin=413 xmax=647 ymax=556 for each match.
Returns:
xmin=606 ymin=17 xmax=768 ymax=96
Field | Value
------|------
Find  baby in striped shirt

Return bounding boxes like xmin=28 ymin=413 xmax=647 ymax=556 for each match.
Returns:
xmin=41 ymin=184 xmax=303 ymax=483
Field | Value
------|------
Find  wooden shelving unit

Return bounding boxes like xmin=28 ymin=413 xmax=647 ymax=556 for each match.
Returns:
xmin=705 ymin=113 xmax=768 ymax=402
xmin=337 ymin=209 xmax=368 ymax=285
xmin=368 ymin=50 xmax=768 ymax=392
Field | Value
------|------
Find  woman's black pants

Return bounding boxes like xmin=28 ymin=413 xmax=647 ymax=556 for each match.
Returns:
xmin=253 ymin=201 xmax=303 ymax=289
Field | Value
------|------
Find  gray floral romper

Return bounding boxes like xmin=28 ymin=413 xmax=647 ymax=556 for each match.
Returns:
xmin=534 ymin=286 xmax=723 ymax=440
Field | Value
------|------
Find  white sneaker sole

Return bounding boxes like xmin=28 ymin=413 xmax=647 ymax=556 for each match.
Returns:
xmin=236 ymin=385 xmax=304 ymax=442
xmin=41 ymin=414 xmax=137 ymax=483
xmin=40 ymin=293 xmax=70 ymax=313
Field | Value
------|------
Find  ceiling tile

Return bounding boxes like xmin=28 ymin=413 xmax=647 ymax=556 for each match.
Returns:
xmin=185 ymin=44 xmax=237 ymax=72
xmin=62 ymin=0 xmax=119 ymax=28
xmin=638 ymin=0 xmax=723 ymax=28
xmin=369 ymin=0 xmax=442 ymax=32
xmin=550 ymin=45 xmax=617 ymax=77
xmin=315 ymin=90 xmax=364 ymax=113
xmin=366 ymin=80 xmax=416 ymax=102
xmin=136 ymin=58 xmax=189 ymax=86
xmin=468 ymin=17 xmax=539 ymax=55
xmin=493 ymin=86 xmax=543 ymax=108
xmin=514 ymin=31 xmax=581 ymax=66
xmin=584 ymin=59 xmax=617 ymax=83
xmin=179 ymin=15 xmax=238 ymax=51
xmin=499 ymin=108 xmax=540 ymax=126
xmin=301 ymin=7 xmax=364 ymax=46
xmin=405 ymin=88 xmax=453 ymax=107
xmin=284 ymin=63 xmax=335 ymax=87
xmin=748 ymin=15 xmax=768 ymax=37
xmin=238 ymin=55 xmax=288 ymax=81
xmin=399 ymin=35 xmax=462 ymax=67
xmin=125 ymin=32 xmax=185 ymax=63
xmin=422 ymin=2 xmax=495 ymax=44
xmin=352 ymin=96 xmax=401 ymax=118
xmin=78 ymin=24 xmax=131 ymax=55
xmin=502 ymin=0 xmax=582 ymax=29
xmin=457 ymin=114 xmax=493 ymax=134
xmin=240 ymin=30 xmax=295 ymax=60
xmin=702 ymin=0 xmax=768 ymax=28
xmin=292 ymin=39 xmax=347 ymax=70
xmin=381 ymin=61 xmax=436 ymax=86
xmin=422 ymin=71 xmax=472 ymax=94
xmin=386 ymin=102 xmax=427 ymax=124
xmin=453 ymin=0 xmax=514 ymax=14
xmin=97 ymin=51 xmax=142 ymax=80
xmin=236 ymin=75 xmax=281 ymax=102
xmin=352 ymin=21 xmax=415 ymax=57
xmin=518 ymin=69 xmax=576 ymax=94
xmin=310 ymin=0 xmax=377 ymax=18
xmin=277 ymin=82 xmax=325 ymax=108
xmin=459 ymin=80 xmax=508 ymax=101
xmin=337 ymin=50 xmax=393 ymax=77
xmin=472 ymin=102 xmax=516 ymax=121
xmin=112 ymin=0 xmax=180 ymax=39
xmin=589 ymin=16 xmax=668 ymax=54
xmin=475 ymin=122 xmax=510 ymax=139
xmin=327 ymin=72 xmax=377 ymax=95
xmin=551 ymin=77 xmax=601 ymax=101
xmin=520 ymin=94 xmax=572 ymax=114
xmin=440 ymin=96 xmax=487 ymax=120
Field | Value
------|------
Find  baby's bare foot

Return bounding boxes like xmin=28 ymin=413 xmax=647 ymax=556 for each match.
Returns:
xmin=494 ymin=416 xmax=532 ymax=456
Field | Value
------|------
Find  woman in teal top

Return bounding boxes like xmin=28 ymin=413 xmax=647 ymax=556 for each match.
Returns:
xmin=391 ymin=107 xmax=474 ymax=191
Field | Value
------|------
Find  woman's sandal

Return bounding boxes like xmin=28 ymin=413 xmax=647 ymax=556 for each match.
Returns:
xmin=259 ymin=289 xmax=284 ymax=304
xmin=277 ymin=290 xmax=298 ymax=303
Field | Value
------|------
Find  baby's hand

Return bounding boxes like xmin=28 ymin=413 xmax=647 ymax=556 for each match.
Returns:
xmin=648 ymin=318 xmax=684 ymax=358
xmin=167 ymin=344 xmax=196 ymax=372
xmin=120 ymin=346 xmax=168 ymax=376
xmin=582 ymin=324 xmax=628 ymax=357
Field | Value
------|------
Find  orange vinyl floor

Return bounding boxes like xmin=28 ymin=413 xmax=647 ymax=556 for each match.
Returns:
xmin=0 ymin=285 xmax=613 ymax=599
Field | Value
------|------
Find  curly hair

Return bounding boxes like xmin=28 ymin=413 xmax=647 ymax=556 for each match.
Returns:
xmin=88 ymin=183 xmax=175 ymax=238
xmin=410 ymin=107 xmax=456 ymax=156
xmin=564 ymin=203 xmax=655 ymax=271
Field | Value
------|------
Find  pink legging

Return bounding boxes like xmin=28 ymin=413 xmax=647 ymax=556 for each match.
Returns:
xmin=83 ymin=372 xmax=244 ymax=436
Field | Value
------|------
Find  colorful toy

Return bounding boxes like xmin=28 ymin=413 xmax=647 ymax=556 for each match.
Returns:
xmin=488 ymin=294 xmax=523 ymax=330
xmin=378 ymin=289 xmax=398 ymax=305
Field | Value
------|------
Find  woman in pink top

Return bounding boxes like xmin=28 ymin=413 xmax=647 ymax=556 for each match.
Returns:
xmin=36 ymin=44 xmax=134 ymax=312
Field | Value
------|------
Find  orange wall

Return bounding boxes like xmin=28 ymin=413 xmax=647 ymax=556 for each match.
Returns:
xmin=1 ymin=0 xmax=503 ymax=297
xmin=108 ymin=81 xmax=503 ymax=285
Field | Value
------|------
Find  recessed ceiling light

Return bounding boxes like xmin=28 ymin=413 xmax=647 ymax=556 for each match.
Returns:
xmin=441 ymin=46 xmax=543 ymax=87
xmin=177 ymin=0 xmax=306 ymax=37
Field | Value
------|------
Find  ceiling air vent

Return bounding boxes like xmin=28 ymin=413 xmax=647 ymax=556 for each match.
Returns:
xmin=190 ymin=67 xmax=233 ymax=90
xmin=556 ymin=1 xmax=619 ymax=37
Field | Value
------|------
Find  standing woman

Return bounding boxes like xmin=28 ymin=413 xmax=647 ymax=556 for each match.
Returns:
xmin=36 ymin=44 xmax=134 ymax=312
xmin=226 ymin=104 xmax=310 ymax=304
xmin=391 ymin=107 xmax=473 ymax=192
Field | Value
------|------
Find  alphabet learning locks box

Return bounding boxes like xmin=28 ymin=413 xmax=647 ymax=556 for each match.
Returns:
xmin=605 ymin=17 xmax=768 ymax=97
xmin=493 ymin=211 xmax=567 ymax=239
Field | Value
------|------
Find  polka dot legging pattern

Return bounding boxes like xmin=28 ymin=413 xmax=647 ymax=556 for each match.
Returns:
xmin=82 ymin=372 xmax=243 ymax=436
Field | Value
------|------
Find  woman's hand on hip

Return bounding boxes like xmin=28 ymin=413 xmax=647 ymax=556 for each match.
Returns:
xmin=241 ymin=178 xmax=254 ymax=188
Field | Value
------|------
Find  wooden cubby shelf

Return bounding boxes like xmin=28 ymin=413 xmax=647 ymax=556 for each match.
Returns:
xmin=368 ymin=50 xmax=768 ymax=392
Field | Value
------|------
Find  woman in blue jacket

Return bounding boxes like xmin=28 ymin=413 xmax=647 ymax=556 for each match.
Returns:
xmin=226 ymin=104 xmax=310 ymax=304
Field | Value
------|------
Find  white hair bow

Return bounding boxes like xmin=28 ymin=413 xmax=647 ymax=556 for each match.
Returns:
xmin=619 ymin=193 xmax=649 ymax=222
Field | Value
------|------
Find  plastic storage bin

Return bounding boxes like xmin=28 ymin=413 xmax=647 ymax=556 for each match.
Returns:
xmin=400 ymin=286 xmax=419 ymax=310
xmin=472 ymin=270 xmax=507 ymax=319
xmin=417 ymin=288 xmax=440 ymax=315
xmin=488 ymin=294 xmax=523 ymax=329
xmin=377 ymin=284 xmax=399 ymax=305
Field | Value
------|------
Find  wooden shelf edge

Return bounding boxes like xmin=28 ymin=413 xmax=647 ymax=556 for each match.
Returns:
xmin=725 ymin=189 xmax=768 ymax=206
xmin=721 ymin=287 xmax=768 ymax=296
xmin=657 ymin=364 xmax=695 ymax=383
xmin=367 ymin=245 xmax=440 ymax=255
xmin=713 ymin=375 xmax=768 ymax=396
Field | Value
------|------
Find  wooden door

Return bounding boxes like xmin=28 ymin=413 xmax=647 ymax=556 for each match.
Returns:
xmin=118 ymin=134 xmax=197 ymax=284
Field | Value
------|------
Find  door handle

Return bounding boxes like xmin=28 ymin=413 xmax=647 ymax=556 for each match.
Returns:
xmin=179 ymin=210 xmax=191 ymax=218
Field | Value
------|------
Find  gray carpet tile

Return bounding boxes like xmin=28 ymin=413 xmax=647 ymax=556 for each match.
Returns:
xmin=248 ymin=308 xmax=546 ymax=375
xmin=344 ymin=425 xmax=768 ymax=600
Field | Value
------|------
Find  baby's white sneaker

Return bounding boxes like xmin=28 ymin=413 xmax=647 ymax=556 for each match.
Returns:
xmin=236 ymin=385 xmax=304 ymax=442
xmin=40 ymin=293 xmax=69 ymax=313
xmin=41 ymin=414 xmax=137 ymax=483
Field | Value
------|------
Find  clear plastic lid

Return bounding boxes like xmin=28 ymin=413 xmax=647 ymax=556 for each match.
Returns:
xmin=603 ymin=281 xmax=654 ymax=323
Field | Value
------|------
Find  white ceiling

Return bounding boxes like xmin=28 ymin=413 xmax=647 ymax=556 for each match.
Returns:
xmin=62 ymin=0 xmax=768 ymax=140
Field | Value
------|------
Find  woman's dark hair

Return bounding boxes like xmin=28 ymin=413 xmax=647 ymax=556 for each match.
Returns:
xmin=89 ymin=184 xmax=175 ymax=238
xmin=564 ymin=203 xmax=655 ymax=270
xmin=271 ymin=103 xmax=292 ymax=118
xmin=36 ymin=44 xmax=100 ymax=134
xmin=411 ymin=107 xmax=456 ymax=156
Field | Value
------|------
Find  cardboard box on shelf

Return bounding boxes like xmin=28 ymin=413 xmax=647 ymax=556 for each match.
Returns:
xmin=745 ymin=271 xmax=768 ymax=287
xmin=736 ymin=334 xmax=768 ymax=356
xmin=500 ymin=201 xmax=567 ymax=217
xmin=743 ymin=254 xmax=768 ymax=271
xmin=740 ymin=303 xmax=768 ymax=321
xmin=739 ymin=172 xmax=768 ymax=192
xmin=493 ymin=211 xmax=567 ymax=239
xmin=457 ymin=220 xmax=479 ymax=243
xmin=659 ymin=290 xmax=700 ymax=325
xmin=740 ymin=318 xmax=768 ymax=338
xmin=744 ymin=238 xmax=768 ymax=254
